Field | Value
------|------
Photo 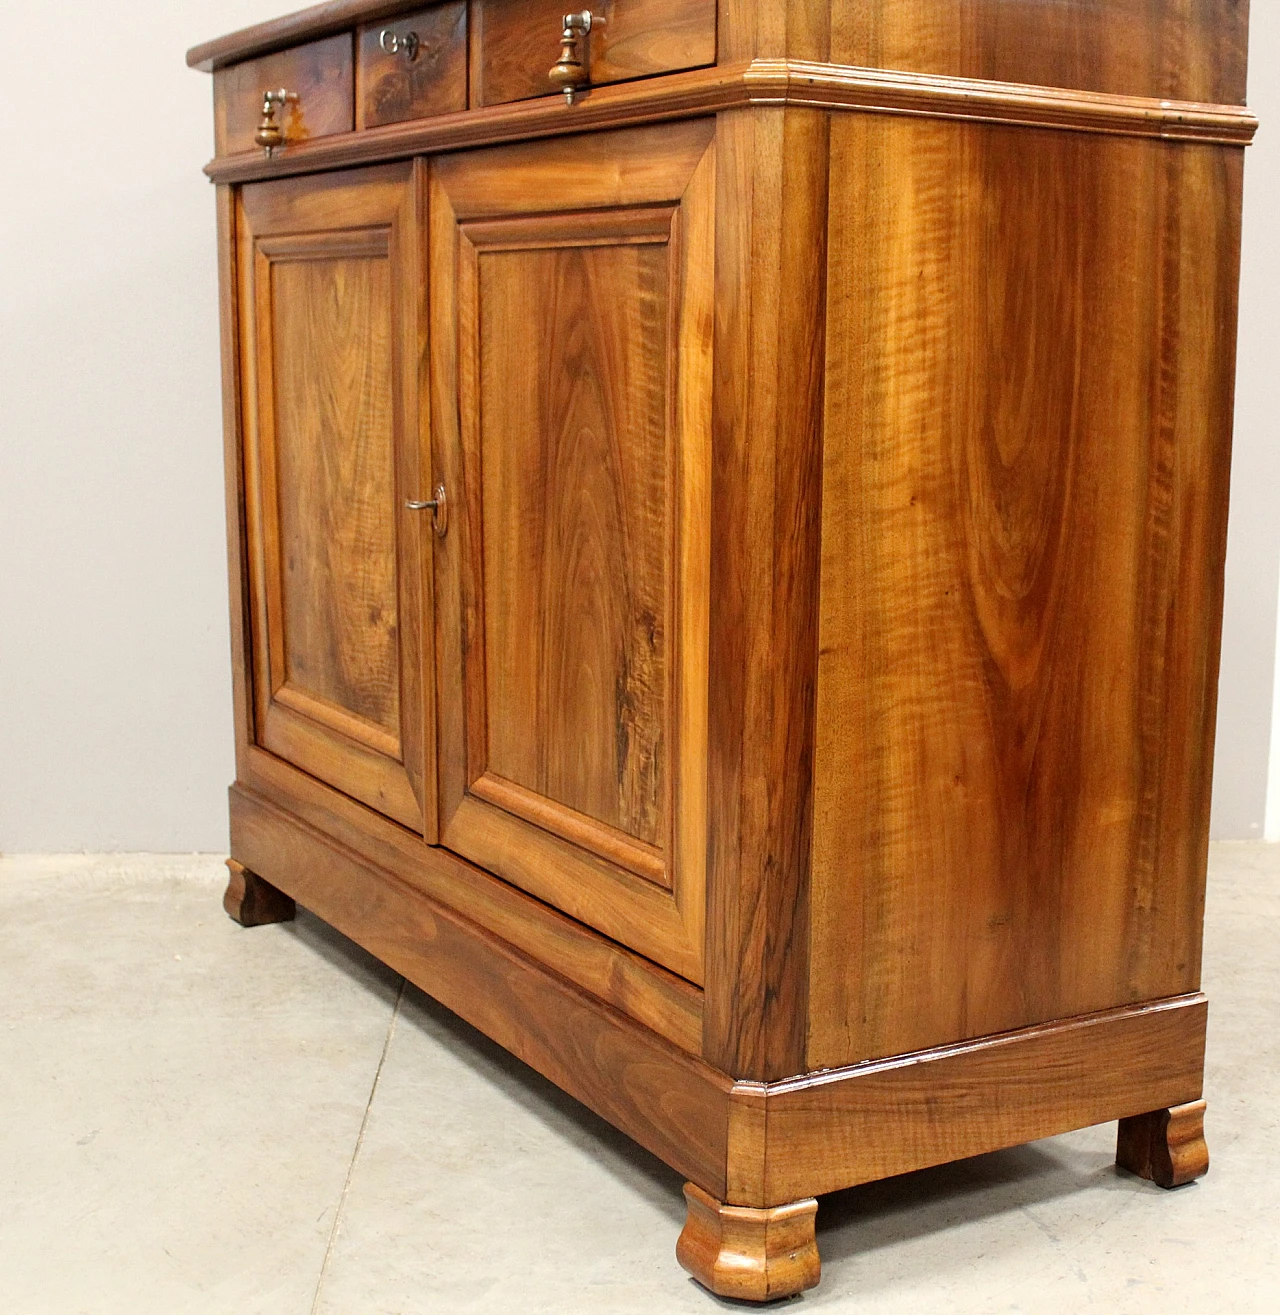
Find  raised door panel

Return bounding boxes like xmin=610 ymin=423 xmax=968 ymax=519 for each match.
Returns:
xmin=430 ymin=122 xmax=715 ymax=981
xmin=238 ymin=164 xmax=433 ymax=835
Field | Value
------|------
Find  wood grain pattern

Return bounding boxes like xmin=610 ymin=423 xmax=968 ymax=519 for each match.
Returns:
xmin=1117 ymin=1098 xmax=1210 ymax=1188
xmin=702 ymin=107 xmax=828 ymax=1082
xmin=718 ymin=0 xmax=830 ymax=63
xmin=214 ymin=32 xmax=354 ymax=156
xmin=828 ymin=0 xmax=1250 ymax=106
xmin=430 ymin=122 xmax=715 ymax=980
xmin=356 ymin=3 xmax=467 ymax=130
xmin=238 ymin=164 xmax=432 ymax=833
xmin=809 ymin=113 xmax=1243 ymax=1069
xmin=229 ymin=782 xmax=733 ymax=1193
xmin=676 ymin=1182 xmax=820 ymax=1301
xmin=223 ymin=858 xmax=297 ymax=926
xmin=476 ymin=218 xmax=670 ymax=853
xmin=270 ymin=235 xmax=399 ymax=739
xmin=470 ymin=0 xmax=717 ymax=107
xmin=760 ymin=995 xmax=1208 ymax=1204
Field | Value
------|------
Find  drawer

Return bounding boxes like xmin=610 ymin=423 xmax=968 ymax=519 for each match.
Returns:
xmin=357 ymin=3 xmax=468 ymax=129
xmin=470 ymin=0 xmax=717 ymax=108
xmin=214 ymin=33 xmax=353 ymax=156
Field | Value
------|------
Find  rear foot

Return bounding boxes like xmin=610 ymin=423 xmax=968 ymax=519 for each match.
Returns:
xmin=1117 ymin=1099 xmax=1208 ymax=1188
xmin=223 ymin=858 xmax=295 ymax=927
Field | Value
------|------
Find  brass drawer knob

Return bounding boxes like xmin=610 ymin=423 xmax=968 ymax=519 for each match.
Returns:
xmin=379 ymin=27 xmax=421 ymax=61
xmin=254 ymin=87 xmax=297 ymax=157
xmin=549 ymin=11 xmax=592 ymax=105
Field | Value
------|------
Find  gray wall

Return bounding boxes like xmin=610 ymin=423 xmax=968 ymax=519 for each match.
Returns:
xmin=0 ymin=2 xmax=1276 ymax=851
xmin=0 ymin=1 xmax=264 ymax=851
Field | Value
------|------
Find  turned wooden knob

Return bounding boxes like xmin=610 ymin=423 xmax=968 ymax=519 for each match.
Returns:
xmin=548 ymin=11 xmax=592 ymax=104
xmin=254 ymin=88 xmax=298 ymax=156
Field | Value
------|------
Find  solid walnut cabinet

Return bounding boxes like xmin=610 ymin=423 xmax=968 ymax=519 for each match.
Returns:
xmin=191 ymin=1 xmax=1255 ymax=1300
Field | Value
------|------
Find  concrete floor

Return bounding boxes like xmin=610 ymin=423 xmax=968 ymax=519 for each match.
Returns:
xmin=1 ymin=847 xmax=1276 ymax=1314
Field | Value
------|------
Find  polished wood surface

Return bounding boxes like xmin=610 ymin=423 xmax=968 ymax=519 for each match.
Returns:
xmin=1117 ymin=1098 xmax=1210 ymax=1188
xmin=828 ymin=0 xmax=1249 ymax=105
xmin=214 ymin=32 xmax=355 ymax=156
xmin=809 ymin=113 xmax=1242 ymax=1069
xmin=237 ymin=164 xmax=432 ymax=833
xmin=356 ymin=3 xmax=467 ymax=129
xmin=676 ymin=1183 xmax=820 ymax=1301
xmin=223 ymin=858 xmax=297 ymax=926
xmin=473 ymin=214 xmax=670 ymax=857
xmin=470 ymin=0 xmax=717 ymax=107
xmin=429 ymin=121 xmax=714 ymax=980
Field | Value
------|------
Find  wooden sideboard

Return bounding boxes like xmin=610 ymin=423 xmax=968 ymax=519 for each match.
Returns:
xmin=190 ymin=1 xmax=1255 ymax=1299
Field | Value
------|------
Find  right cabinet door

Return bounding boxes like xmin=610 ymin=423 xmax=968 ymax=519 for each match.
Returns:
xmin=429 ymin=121 xmax=715 ymax=982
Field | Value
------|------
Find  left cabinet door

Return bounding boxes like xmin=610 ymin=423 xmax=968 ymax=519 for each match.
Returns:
xmin=237 ymin=163 xmax=433 ymax=834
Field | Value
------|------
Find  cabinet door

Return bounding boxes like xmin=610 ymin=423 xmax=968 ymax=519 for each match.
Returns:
xmin=429 ymin=122 xmax=715 ymax=981
xmin=238 ymin=164 xmax=433 ymax=834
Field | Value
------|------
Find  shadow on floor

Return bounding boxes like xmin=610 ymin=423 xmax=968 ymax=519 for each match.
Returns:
xmin=282 ymin=905 xmax=403 ymax=1000
xmin=281 ymin=901 xmax=1125 ymax=1300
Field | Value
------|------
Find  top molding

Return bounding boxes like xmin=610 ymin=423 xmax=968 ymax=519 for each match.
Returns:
xmin=201 ymin=58 xmax=1257 ymax=186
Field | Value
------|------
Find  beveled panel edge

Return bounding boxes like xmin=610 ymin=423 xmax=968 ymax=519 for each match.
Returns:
xmin=233 ymin=763 xmax=705 ymax=1053
xmin=203 ymin=57 xmax=1257 ymax=182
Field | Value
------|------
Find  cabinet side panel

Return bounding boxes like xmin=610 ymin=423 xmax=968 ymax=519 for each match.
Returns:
xmin=810 ymin=115 xmax=1242 ymax=1069
xmin=829 ymin=0 xmax=1249 ymax=106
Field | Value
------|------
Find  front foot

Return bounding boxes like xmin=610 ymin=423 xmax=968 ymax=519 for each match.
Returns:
xmin=677 ymin=1182 xmax=820 ymax=1302
xmin=1117 ymin=1099 xmax=1209 ymax=1188
xmin=223 ymin=858 xmax=296 ymax=927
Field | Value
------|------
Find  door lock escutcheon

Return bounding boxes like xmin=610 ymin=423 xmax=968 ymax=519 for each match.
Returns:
xmin=406 ymin=485 xmax=448 ymax=538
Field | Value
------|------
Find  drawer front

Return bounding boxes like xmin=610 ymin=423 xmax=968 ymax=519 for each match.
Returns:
xmin=471 ymin=0 xmax=717 ymax=108
xmin=357 ymin=3 xmax=468 ymax=129
xmin=214 ymin=33 xmax=353 ymax=155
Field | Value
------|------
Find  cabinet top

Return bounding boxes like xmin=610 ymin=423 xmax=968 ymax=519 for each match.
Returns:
xmin=188 ymin=0 xmax=425 ymax=70
xmin=188 ymin=1 xmax=1251 ymax=109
